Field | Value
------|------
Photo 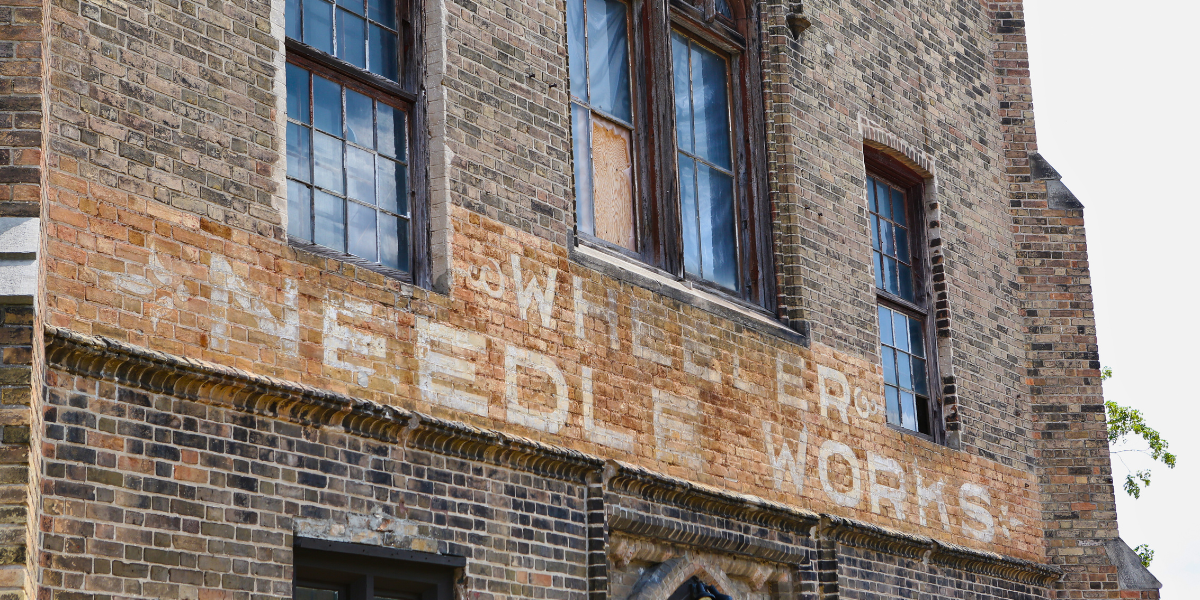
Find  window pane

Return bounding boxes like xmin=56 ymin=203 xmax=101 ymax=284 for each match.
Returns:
xmin=345 ymin=90 xmax=373 ymax=147
xmin=288 ymin=181 xmax=313 ymax=241
xmin=690 ymin=42 xmax=731 ymax=170
xmin=875 ymin=181 xmax=891 ymax=220
xmin=369 ymin=24 xmax=399 ymax=81
xmin=314 ymin=133 xmax=344 ymax=193
xmin=679 ymin=155 xmax=700 ymax=277
xmin=878 ymin=306 xmax=892 ymax=346
xmin=572 ymin=103 xmax=594 ymax=235
xmin=296 ymin=587 xmax=340 ymax=600
xmin=348 ymin=201 xmax=378 ymax=262
xmin=591 ymin=115 xmax=635 ymax=250
xmin=867 ymin=177 xmax=877 ymax=212
xmin=313 ymin=76 xmax=342 ymax=135
xmin=347 ymin=146 xmax=375 ymax=205
xmin=698 ymin=163 xmax=737 ymax=290
xmin=337 ymin=10 xmax=367 ymax=68
xmin=715 ymin=0 xmax=732 ymax=18
xmin=287 ymin=123 xmax=311 ymax=183
xmin=314 ymin=190 xmax=346 ymax=252
xmin=566 ymin=0 xmax=588 ymax=102
xmin=879 ymin=220 xmax=894 ymax=257
xmin=885 ymin=386 xmax=900 ymax=426
xmin=672 ymin=32 xmax=693 ymax=154
xmin=912 ymin=357 xmax=928 ymax=396
xmin=892 ymin=312 xmax=910 ymax=353
xmin=367 ymin=0 xmax=394 ymax=26
xmin=881 ymin=346 xmax=896 ymax=385
xmin=870 ymin=214 xmax=879 ymax=250
xmin=898 ymin=264 xmax=914 ymax=300
xmin=916 ymin=396 xmax=931 ymax=434
xmin=883 ymin=256 xmax=898 ymax=295
xmin=379 ymin=213 xmax=401 ymax=269
xmin=897 ymin=352 xmax=912 ymax=390
xmin=892 ymin=188 xmax=907 ymax=227
xmin=895 ymin=226 xmax=909 ymax=263
xmin=337 ymin=0 xmax=363 ymax=13
xmin=873 ymin=252 xmax=883 ymax=290
xmin=396 ymin=217 xmax=410 ymax=272
xmin=909 ymin=318 xmax=925 ymax=358
xmin=900 ymin=391 xmax=917 ymax=431
xmin=286 ymin=64 xmax=310 ymax=123
xmin=376 ymin=105 xmax=405 ymax=160
xmin=303 ymin=0 xmax=334 ymax=54
xmin=587 ymin=0 xmax=632 ymax=122
xmin=287 ymin=0 xmax=301 ymax=39
xmin=376 ymin=156 xmax=406 ymax=215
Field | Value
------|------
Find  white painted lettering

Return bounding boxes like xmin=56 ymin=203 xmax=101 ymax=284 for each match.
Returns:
xmin=504 ymin=346 xmax=569 ymax=433
xmin=581 ymin=366 xmax=635 ymax=451
xmin=818 ymin=440 xmax=863 ymax=508
xmin=817 ymin=365 xmax=852 ymax=423
xmin=510 ymin=255 xmax=558 ymax=328
xmin=777 ymin=357 xmax=808 ymax=409
xmin=416 ymin=317 xmax=489 ymax=416
xmin=867 ymin=453 xmax=906 ymax=519
xmin=763 ymin=422 xmax=808 ymax=494
xmin=915 ymin=463 xmax=951 ymax=531
xmin=573 ymin=276 xmax=619 ymax=350
xmin=959 ymin=483 xmax=995 ymax=543
xmin=653 ymin=388 xmax=702 ymax=469
xmin=323 ymin=295 xmax=388 ymax=387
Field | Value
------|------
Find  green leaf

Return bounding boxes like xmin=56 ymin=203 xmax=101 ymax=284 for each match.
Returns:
xmin=1134 ymin=544 xmax=1154 ymax=568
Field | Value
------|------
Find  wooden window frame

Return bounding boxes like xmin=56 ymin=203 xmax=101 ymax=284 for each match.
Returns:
xmin=572 ymin=0 xmax=775 ymax=311
xmin=865 ymin=146 xmax=944 ymax=443
xmin=285 ymin=0 xmax=429 ymax=287
xmin=294 ymin=538 xmax=462 ymax=600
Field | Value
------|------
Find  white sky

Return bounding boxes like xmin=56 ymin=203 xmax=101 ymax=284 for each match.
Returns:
xmin=1023 ymin=0 xmax=1200 ymax=592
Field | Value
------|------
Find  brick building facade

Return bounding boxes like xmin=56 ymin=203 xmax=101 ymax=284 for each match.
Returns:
xmin=0 ymin=0 xmax=1162 ymax=597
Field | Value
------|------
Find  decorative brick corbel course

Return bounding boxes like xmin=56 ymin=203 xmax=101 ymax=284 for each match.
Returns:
xmin=45 ymin=324 xmax=1066 ymax=594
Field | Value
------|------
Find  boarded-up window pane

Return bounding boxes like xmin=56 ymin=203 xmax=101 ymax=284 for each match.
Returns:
xmin=591 ymin=116 xmax=635 ymax=250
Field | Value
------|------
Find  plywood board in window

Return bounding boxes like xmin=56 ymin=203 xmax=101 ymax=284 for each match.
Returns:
xmin=591 ymin=116 xmax=636 ymax=250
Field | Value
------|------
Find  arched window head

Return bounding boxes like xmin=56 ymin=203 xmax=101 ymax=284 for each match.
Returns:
xmin=667 ymin=577 xmax=733 ymax=600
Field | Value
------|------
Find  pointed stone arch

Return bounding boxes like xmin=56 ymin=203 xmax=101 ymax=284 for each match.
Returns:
xmin=627 ymin=554 xmax=742 ymax=600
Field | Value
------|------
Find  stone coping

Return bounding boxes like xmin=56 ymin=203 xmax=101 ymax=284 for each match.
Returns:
xmin=43 ymin=324 xmax=1061 ymax=587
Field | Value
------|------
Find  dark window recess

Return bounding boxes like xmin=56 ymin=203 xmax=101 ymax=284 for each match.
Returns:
xmin=294 ymin=538 xmax=462 ymax=600
xmin=565 ymin=0 xmax=774 ymax=309
xmin=667 ymin=577 xmax=733 ymax=600
xmin=865 ymin=149 xmax=940 ymax=440
xmin=285 ymin=0 xmax=424 ymax=283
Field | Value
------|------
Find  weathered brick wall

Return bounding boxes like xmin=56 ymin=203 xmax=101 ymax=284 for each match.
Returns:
xmin=37 ymin=345 xmax=1061 ymax=600
xmin=26 ymin=0 xmax=1148 ymax=594
xmin=770 ymin=0 xmax=1031 ymax=469
xmin=38 ymin=367 xmax=591 ymax=600
xmin=0 ymin=0 xmax=41 ymax=217
xmin=986 ymin=2 xmax=1152 ymax=598
xmin=0 ymin=304 xmax=33 ymax=600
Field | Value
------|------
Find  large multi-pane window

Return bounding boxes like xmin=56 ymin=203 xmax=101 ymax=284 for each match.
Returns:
xmin=566 ymin=0 xmax=770 ymax=305
xmin=286 ymin=0 xmax=419 ymax=278
xmin=867 ymin=163 xmax=937 ymax=438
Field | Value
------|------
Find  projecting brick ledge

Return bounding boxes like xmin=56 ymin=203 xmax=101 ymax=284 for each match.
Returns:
xmin=44 ymin=324 xmax=1062 ymax=588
